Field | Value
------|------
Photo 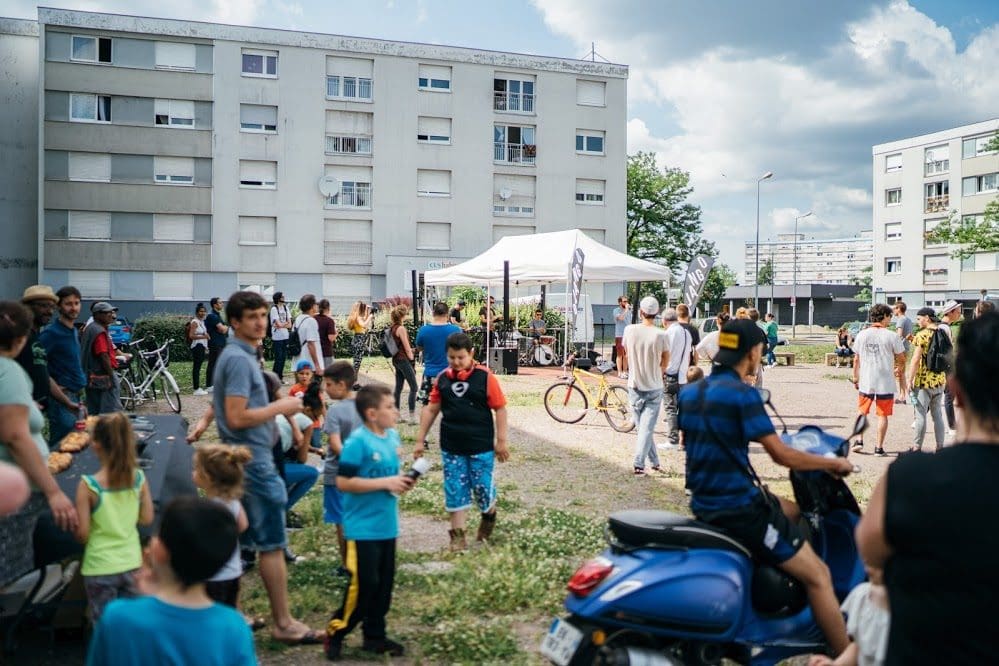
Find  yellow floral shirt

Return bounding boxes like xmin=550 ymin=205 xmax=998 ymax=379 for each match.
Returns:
xmin=912 ymin=327 xmax=947 ymax=389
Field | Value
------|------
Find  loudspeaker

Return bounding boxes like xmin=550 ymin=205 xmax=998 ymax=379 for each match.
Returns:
xmin=488 ymin=347 xmax=518 ymax=375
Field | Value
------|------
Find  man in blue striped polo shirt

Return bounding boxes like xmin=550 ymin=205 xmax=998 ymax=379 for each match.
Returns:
xmin=679 ymin=319 xmax=853 ymax=657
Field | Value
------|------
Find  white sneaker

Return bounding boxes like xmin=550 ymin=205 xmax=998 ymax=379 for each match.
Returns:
xmin=193 ymin=388 xmax=208 ymax=396
xmin=205 ymin=385 xmax=214 ymax=393
xmin=619 ymin=372 xmax=629 ymax=379
xmin=657 ymin=443 xmax=679 ymax=451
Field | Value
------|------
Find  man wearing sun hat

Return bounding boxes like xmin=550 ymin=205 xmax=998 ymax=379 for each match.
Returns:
xmin=937 ymin=299 xmax=964 ymax=437
xmin=81 ymin=301 xmax=124 ymax=414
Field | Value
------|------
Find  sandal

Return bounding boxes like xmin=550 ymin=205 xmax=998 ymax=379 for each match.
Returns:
xmin=246 ymin=616 xmax=267 ymax=632
xmin=633 ymin=467 xmax=646 ymax=476
xmin=272 ymin=627 xmax=324 ymax=645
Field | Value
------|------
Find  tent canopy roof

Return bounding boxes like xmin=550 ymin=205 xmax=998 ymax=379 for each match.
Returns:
xmin=424 ymin=229 xmax=668 ymax=286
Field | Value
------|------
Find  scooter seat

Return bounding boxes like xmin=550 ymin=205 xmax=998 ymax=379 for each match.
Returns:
xmin=607 ymin=510 xmax=751 ymax=557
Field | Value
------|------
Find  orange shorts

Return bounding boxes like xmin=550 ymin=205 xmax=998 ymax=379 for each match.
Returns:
xmin=615 ymin=337 xmax=626 ymax=357
xmin=858 ymin=392 xmax=894 ymax=417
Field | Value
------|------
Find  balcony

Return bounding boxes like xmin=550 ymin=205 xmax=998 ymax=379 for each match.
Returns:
xmin=325 ymin=135 xmax=372 ymax=155
xmin=493 ymin=143 xmax=536 ymax=165
xmin=925 ymin=195 xmax=949 ymax=213
xmin=923 ymin=268 xmax=948 ymax=284
xmin=324 ymin=183 xmax=372 ymax=209
xmin=493 ymin=92 xmax=535 ymax=113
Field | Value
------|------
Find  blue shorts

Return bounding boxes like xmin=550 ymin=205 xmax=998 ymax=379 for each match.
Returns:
xmin=324 ymin=484 xmax=343 ymax=525
xmin=442 ymin=451 xmax=496 ymax=513
xmin=240 ymin=461 xmax=288 ymax=552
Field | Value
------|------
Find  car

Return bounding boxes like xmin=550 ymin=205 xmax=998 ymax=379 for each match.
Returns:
xmin=843 ymin=320 xmax=868 ymax=339
xmin=108 ymin=316 xmax=133 ymax=346
xmin=697 ymin=317 xmax=719 ymax=336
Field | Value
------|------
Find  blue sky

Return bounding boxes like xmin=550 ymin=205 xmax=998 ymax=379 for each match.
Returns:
xmin=10 ymin=0 xmax=999 ymax=279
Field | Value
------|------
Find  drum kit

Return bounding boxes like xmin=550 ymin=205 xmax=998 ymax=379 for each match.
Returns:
xmin=513 ymin=332 xmax=561 ymax=367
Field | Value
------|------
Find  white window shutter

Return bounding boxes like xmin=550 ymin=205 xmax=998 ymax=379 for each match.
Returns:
xmin=416 ymin=222 xmax=451 ymax=250
xmin=154 ymin=156 xmax=194 ymax=178
xmin=885 ymin=153 xmax=902 ymax=170
xmin=492 ymin=225 xmax=535 ymax=243
xmin=324 ymin=165 xmax=372 ymax=183
xmin=325 ymin=111 xmax=373 ymax=134
xmin=68 ymin=153 xmax=111 ymax=182
xmin=153 ymin=214 xmax=195 ymax=241
xmin=324 ymin=219 xmax=372 ymax=265
xmin=155 ymin=42 xmax=196 ymax=70
xmin=171 ymin=100 xmax=194 ymax=120
xmin=580 ymin=228 xmax=606 ymax=243
xmin=575 ymin=179 xmax=605 ymax=196
xmin=240 ymin=104 xmax=277 ymax=126
xmin=238 ymin=217 xmax=276 ymax=245
xmin=153 ymin=272 xmax=194 ymax=299
xmin=417 ymin=116 xmax=450 ymax=136
xmin=576 ymin=80 xmax=605 ymax=106
xmin=323 ymin=275 xmax=371 ymax=312
xmin=69 ymin=211 xmax=111 ymax=239
xmin=418 ymin=64 xmax=450 ymax=81
xmin=326 ymin=56 xmax=373 ymax=77
xmin=68 ymin=270 xmax=111 ymax=298
xmin=417 ymin=170 xmax=450 ymax=194
xmin=240 ymin=161 xmax=276 ymax=184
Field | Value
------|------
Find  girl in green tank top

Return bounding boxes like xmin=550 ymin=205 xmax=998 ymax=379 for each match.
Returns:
xmin=75 ymin=413 xmax=154 ymax=622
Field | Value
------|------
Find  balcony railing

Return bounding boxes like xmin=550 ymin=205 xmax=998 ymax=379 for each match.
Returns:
xmin=326 ymin=76 xmax=373 ymax=100
xmin=493 ymin=92 xmax=535 ymax=113
xmin=325 ymin=183 xmax=372 ymax=209
xmin=923 ymin=268 xmax=948 ymax=283
xmin=925 ymin=195 xmax=949 ymax=213
xmin=325 ymin=135 xmax=372 ymax=155
xmin=493 ymin=142 xmax=536 ymax=165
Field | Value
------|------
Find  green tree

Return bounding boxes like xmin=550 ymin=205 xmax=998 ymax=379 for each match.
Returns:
xmin=627 ymin=152 xmax=716 ymax=272
xmin=756 ymin=258 xmax=774 ymax=286
xmin=701 ymin=263 xmax=738 ymax=313
xmin=851 ymin=266 xmax=873 ymax=313
xmin=924 ymin=133 xmax=999 ymax=258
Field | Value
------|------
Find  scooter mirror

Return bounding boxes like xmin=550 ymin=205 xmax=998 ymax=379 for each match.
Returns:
xmin=852 ymin=414 xmax=868 ymax=437
xmin=757 ymin=388 xmax=772 ymax=404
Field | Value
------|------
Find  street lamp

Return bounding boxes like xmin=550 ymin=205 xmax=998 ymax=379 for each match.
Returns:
xmin=754 ymin=172 xmax=774 ymax=307
xmin=791 ymin=210 xmax=813 ymax=339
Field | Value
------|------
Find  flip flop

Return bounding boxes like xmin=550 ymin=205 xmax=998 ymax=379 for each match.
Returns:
xmin=272 ymin=629 xmax=324 ymax=645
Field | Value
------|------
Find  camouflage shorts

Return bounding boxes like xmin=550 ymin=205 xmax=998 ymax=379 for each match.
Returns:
xmin=84 ymin=569 xmax=139 ymax=623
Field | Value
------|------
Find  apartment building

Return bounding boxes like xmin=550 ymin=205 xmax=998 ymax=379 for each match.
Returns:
xmin=872 ymin=118 xmax=999 ymax=310
xmin=31 ymin=8 xmax=628 ymax=314
xmin=744 ymin=230 xmax=872 ymax=286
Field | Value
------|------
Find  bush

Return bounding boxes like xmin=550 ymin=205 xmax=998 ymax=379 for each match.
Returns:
xmin=132 ymin=313 xmax=195 ymax=362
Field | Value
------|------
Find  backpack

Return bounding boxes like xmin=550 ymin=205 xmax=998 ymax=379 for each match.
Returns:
xmin=379 ymin=326 xmax=398 ymax=358
xmin=185 ymin=319 xmax=194 ymax=344
xmin=286 ymin=315 xmax=304 ymax=357
xmin=925 ymin=326 xmax=953 ymax=374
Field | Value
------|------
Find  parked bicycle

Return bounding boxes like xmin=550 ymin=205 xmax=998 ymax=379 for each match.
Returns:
xmin=544 ymin=354 xmax=634 ymax=432
xmin=116 ymin=339 xmax=182 ymax=414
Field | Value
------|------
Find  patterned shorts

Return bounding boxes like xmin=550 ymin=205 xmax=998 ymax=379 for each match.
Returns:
xmin=0 ymin=492 xmax=46 ymax=588
xmin=83 ymin=569 xmax=139 ymax=623
xmin=442 ymin=451 xmax=496 ymax=513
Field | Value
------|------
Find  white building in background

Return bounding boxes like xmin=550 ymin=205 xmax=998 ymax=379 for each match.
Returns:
xmin=744 ymin=231 xmax=872 ymax=286
xmin=872 ymin=118 xmax=999 ymax=310
xmin=27 ymin=8 xmax=628 ymax=314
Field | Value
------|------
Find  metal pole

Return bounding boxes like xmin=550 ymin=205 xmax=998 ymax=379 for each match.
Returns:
xmin=754 ymin=178 xmax=761 ymax=307
xmin=410 ymin=270 xmax=419 ymax=327
xmin=792 ymin=220 xmax=798 ymax=339
xmin=769 ymin=241 xmax=774 ymax=316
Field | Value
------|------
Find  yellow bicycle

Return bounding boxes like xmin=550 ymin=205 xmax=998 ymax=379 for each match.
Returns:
xmin=543 ymin=356 xmax=634 ymax=432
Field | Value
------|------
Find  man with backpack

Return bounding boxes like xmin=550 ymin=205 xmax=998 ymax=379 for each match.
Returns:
xmin=292 ymin=294 xmax=322 ymax=373
xmin=906 ymin=307 xmax=950 ymax=452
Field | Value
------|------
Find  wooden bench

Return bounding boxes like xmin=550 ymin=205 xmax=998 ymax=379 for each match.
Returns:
xmin=825 ymin=352 xmax=854 ymax=368
xmin=774 ymin=352 xmax=796 ymax=366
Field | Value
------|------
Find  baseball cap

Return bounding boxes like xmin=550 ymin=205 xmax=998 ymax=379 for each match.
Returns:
xmin=21 ymin=285 xmax=58 ymax=304
xmin=662 ymin=307 xmax=678 ymax=322
xmin=940 ymin=299 xmax=961 ymax=316
xmin=91 ymin=301 xmax=117 ymax=314
xmin=295 ymin=359 xmax=315 ymax=372
xmin=916 ymin=307 xmax=938 ymax=320
xmin=714 ymin=319 xmax=768 ymax=367
xmin=639 ymin=296 xmax=660 ymax=316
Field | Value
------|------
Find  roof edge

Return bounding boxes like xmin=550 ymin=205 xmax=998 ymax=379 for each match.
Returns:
xmin=0 ymin=17 xmax=40 ymax=36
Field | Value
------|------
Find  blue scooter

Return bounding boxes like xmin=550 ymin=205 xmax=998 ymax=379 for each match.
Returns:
xmin=541 ymin=392 xmax=867 ymax=666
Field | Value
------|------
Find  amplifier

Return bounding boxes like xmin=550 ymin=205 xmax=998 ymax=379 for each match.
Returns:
xmin=488 ymin=347 xmax=518 ymax=375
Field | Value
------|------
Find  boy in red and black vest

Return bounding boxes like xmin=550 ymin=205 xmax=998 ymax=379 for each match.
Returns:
xmin=414 ymin=332 xmax=509 ymax=552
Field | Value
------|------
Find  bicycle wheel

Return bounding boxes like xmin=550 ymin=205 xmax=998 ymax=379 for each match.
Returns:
xmin=120 ymin=377 xmax=137 ymax=411
xmin=544 ymin=381 xmax=588 ymax=424
xmin=160 ymin=373 xmax=182 ymax=414
xmin=601 ymin=385 xmax=635 ymax=433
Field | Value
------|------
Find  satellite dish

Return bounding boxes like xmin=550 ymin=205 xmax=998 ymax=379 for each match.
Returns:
xmin=318 ymin=175 xmax=340 ymax=197
xmin=498 ymin=187 xmax=513 ymax=200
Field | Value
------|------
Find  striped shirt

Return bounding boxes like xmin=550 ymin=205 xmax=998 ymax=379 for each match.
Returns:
xmin=678 ymin=367 xmax=776 ymax=514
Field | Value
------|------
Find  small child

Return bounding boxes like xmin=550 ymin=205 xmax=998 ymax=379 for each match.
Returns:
xmin=686 ymin=365 xmax=705 ymax=384
xmin=193 ymin=444 xmax=252 ymax=614
xmin=325 ymin=384 xmax=413 ymax=660
xmin=75 ymin=413 xmax=154 ymax=623
xmin=809 ymin=567 xmax=890 ymax=666
xmin=85 ymin=497 xmax=256 ymax=666
xmin=321 ymin=361 xmax=363 ymax=561
xmin=414 ymin=332 xmax=509 ymax=552
xmin=289 ymin=359 xmax=316 ymax=399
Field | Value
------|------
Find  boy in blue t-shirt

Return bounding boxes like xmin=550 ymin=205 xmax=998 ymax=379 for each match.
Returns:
xmin=86 ymin=497 xmax=255 ymax=666
xmin=325 ymin=384 xmax=413 ymax=660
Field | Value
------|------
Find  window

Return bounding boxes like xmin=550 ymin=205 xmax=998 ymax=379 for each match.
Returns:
xmin=923 ymin=218 xmax=945 ymax=247
xmin=324 ymin=219 xmax=372 ymax=265
xmin=68 ymin=152 xmax=110 ymax=182
xmin=494 ymin=75 xmax=535 ymax=113
xmin=154 ymin=156 xmax=194 ymax=185
xmin=962 ymin=173 xmax=999 ymax=196
xmin=417 ymin=116 xmax=451 ymax=144
xmin=325 ymin=135 xmax=372 ymax=155
xmin=492 ymin=224 xmax=535 ymax=243
xmin=153 ymin=272 xmax=194 ymax=300
xmin=923 ymin=146 xmax=949 ymax=176
xmin=68 ymin=211 xmax=110 ymax=240
xmin=962 ymin=252 xmax=998 ymax=272
xmin=70 ymin=93 xmax=111 ymax=123
xmin=885 ymin=188 xmax=901 ymax=206
xmin=575 ymin=130 xmax=605 ymax=155
xmin=885 ymin=257 xmax=902 ymax=275
xmin=923 ymin=254 xmax=948 ymax=284
xmin=154 ymin=99 xmax=195 ymax=127
xmin=325 ymin=180 xmax=371 ymax=208
xmin=580 ymin=228 xmax=606 ymax=244
xmin=238 ymin=216 xmax=276 ymax=246
xmin=241 ymin=49 xmax=277 ymax=77
xmin=418 ymin=64 xmax=451 ymax=91
xmin=239 ymin=160 xmax=277 ymax=188
xmin=238 ymin=274 xmax=276 ymax=299
xmin=322 ymin=274 xmax=370 ymax=312
xmin=885 ymin=153 xmax=902 ymax=172
xmin=576 ymin=79 xmax=606 ymax=107
xmin=153 ymin=214 xmax=195 ymax=242
xmin=963 ymin=134 xmax=997 ymax=159
xmin=71 ymin=35 xmax=111 ymax=64
xmin=325 ymin=110 xmax=372 ymax=154
xmin=155 ymin=42 xmax=196 ymax=70
xmin=416 ymin=222 xmax=451 ymax=251
xmin=924 ymin=180 xmax=949 ymax=213
xmin=326 ymin=56 xmax=374 ymax=100
xmin=240 ymin=104 xmax=277 ymax=133
xmin=884 ymin=222 xmax=902 ymax=241
xmin=494 ymin=125 xmax=536 ymax=164
xmin=575 ymin=178 xmax=605 ymax=204
xmin=68 ymin=270 xmax=110 ymax=299
xmin=962 ymin=213 xmax=985 ymax=228
xmin=493 ymin=174 xmax=535 ymax=216
xmin=416 ymin=169 xmax=451 ymax=197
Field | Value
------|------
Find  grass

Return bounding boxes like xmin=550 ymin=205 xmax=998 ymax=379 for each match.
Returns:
xmin=779 ymin=343 xmax=836 ymax=364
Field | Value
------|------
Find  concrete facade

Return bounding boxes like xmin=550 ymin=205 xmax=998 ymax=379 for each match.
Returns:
xmin=872 ymin=118 xmax=999 ymax=310
xmin=745 ymin=231 xmax=873 ymax=286
xmin=32 ymin=8 xmax=628 ymax=313
xmin=0 ymin=19 xmax=40 ymax=299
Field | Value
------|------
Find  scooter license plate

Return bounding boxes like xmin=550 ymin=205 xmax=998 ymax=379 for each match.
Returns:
xmin=540 ymin=617 xmax=584 ymax=665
